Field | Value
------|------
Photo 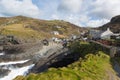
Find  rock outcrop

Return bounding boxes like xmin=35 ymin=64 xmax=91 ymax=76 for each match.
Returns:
xmin=111 ymin=15 xmax=120 ymax=23
xmin=99 ymin=15 xmax=120 ymax=33
xmin=0 ymin=42 xmax=43 ymax=62
xmin=0 ymin=69 xmax=10 ymax=78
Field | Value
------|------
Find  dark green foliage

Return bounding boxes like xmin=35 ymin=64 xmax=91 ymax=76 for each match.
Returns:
xmin=69 ymin=41 xmax=109 ymax=58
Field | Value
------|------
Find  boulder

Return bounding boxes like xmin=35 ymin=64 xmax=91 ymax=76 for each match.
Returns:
xmin=0 ymin=69 xmax=10 ymax=78
xmin=111 ymin=15 xmax=120 ymax=23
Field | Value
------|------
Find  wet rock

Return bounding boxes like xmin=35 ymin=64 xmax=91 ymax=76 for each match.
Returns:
xmin=3 ymin=45 xmax=25 ymax=54
xmin=0 ymin=46 xmax=3 ymax=52
xmin=11 ymin=60 xmax=34 ymax=68
xmin=0 ymin=69 xmax=10 ymax=78
xmin=111 ymin=15 xmax=120 ymax=23
xmin=0 ymin=42 xmax=43 ymax=62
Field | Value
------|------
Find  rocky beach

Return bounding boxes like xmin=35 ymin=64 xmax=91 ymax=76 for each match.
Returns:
xmin=0 ymin=41 xmax=63 ymax=80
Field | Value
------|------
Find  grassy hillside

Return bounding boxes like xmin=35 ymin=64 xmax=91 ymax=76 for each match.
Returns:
xmin=14 ymin=41 xmax=118 ymax=80
xmin=0 ymin=24 xmax=51 ymax=40
xmin=0 ymin=16 xmax=85 ymax=41
xmin=14 ymin=52 xmax=117 ymax=80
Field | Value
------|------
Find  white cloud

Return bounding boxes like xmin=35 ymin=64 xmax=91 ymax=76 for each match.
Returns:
xmin=50 ymin=14 xmax=82 ymax=26
xmin=58 ymin=0 xmax=83 ymax=13
xmin=51 ymin=14 xmax=60 ymax=20
xmin=0 ymin=0 xmax=119 ymax=27
xmin=79 ymin=15 xmax=90 ymax=24
xmin=61 ymin=0 xmax=120 ymax=27
xmin=65 ymin=14 xmax=81 ymax=26
xmin=87 ymin=0 xmax=120 ymax=19
xmin=86 ymin=19 xmax=109 ymax=27
xmin=0 ymin=0 xmax=41 ymax=18
xmin=56 ymin=0 xmax=120 ymax=27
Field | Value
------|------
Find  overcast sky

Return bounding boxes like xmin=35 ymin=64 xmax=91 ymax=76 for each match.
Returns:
xmin=0 ymin=0 xmax=120 ymax=27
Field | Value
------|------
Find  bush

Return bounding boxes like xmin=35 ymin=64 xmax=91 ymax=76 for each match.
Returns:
xmin=69 ymin=41 xmax=109 ymax=58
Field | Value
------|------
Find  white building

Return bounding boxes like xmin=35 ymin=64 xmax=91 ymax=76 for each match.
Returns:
xmin=101 ymin=28 xmax=120 ymax=39
xmin=52 ymin=37 xmax=62 ymax=43
xmin=101 ymin=28 xmax=113 ymax=39
xmin=52 ymin=31 xmax=59 ymax=35
xmin=55 ymin=26 xmax=61 ymax=28
xmin=89 ymin=28 xmax=120 ymax=40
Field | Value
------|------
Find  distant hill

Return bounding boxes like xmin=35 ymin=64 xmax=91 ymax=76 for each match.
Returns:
xmin=0 ymin=16 xmax=86 ymax=41
xmin=99 ymin=15 xmax=120 ymax=33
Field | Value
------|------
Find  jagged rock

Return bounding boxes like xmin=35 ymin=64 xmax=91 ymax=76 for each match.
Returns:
xmin=0 ymin=42 xmax=43 ymax=62
xmin=111 ymin=15 xmax=120 ymax=23
xmin=99 ymin=15 xmax=120 ymax=33
xmin=0 ymin=69 xmax=10 ymax=78
xmin=3 ymin=45 xmax=25 ymax=54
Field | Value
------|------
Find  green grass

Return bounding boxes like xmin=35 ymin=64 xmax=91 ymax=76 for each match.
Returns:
xmin=0 ymin=16 xmax=82 ymax=41
xmin=14 ymin=41 xmax=116 ymax=80
xmin=69 ymin=41 xmax=109 ymax=57
xmin=0 ymin=24 xmax=52 ymax=40
xmin=14 ymin=51 xmax=113 ymax=80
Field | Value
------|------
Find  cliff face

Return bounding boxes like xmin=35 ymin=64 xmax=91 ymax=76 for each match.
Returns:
xmin=14 ymin=42 xmax=119 ymax=80
xmin=99 ymin=15 xmax=120 ymax=33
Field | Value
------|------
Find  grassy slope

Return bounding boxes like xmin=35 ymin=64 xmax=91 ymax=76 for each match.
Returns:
xmin=14 ymin=42 xmax=118 ymax=80
xmin=0 ymin=24 xmax=39 ymax=38
xmin=0 ymin=24 xmax=51 ymax=40
xmin=14 ymin=52 xmax=115 ymax=80
xmin=0 ymin=16 xmax=83 ymax=40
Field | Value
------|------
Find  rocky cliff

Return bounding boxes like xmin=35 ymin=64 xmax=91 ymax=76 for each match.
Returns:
xmin=99 ymin=15 xmax=120 ymax=33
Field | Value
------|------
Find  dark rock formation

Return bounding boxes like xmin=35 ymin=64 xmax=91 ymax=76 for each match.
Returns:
xmin=3 ymin=45 xmax=25 ymax=54
xmin=99 ymin=15 xmax=120 ymax=33
xmin=0 ymin=69 xmax=10 ymax=78
xmin=0 ymin=46 xmax=3 ymax=52
xmin=111 ymin=15 xmax=120 ymax=23
xmin=0 ymin=42 xmax=43 ymax=62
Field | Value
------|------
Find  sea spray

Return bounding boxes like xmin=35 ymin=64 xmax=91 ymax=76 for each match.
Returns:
xmin=0 ymin=60 xmax=30 ymax=66
xmin=0 ymin=52 xmax=5 ymax=56
xmin=0 ymin=64 xmax=34 ymax=80
xmin=0 ymin=59 xmax=34 ymax=80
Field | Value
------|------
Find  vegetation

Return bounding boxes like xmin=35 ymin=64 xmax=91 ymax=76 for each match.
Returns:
xmin=113 ymin=39 xmax=120 ymax=46
xmin=0 ymin=16 xmax=84 ymax=41
xmin=14 ymin=52 xmax=114 ymax=80
xmin=0 ymin=24 xmax=50 ymax=40
xmin=69 ymin=41 xmax=109 ymax=57
xmin=14 ymin=41 xmax=117 ymax=80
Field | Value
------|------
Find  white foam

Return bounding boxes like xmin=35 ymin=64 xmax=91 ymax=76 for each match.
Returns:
xmin=0 ymin=60 xmax=29 ymax=66
xmin=0 ymin=64 xmax=34 ymax=80
xmin=0 ymin=52 xmax=5 ymax=56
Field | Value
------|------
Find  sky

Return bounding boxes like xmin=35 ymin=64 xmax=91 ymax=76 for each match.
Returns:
xmin=0 ymin=0 xmax=120 ymax=27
